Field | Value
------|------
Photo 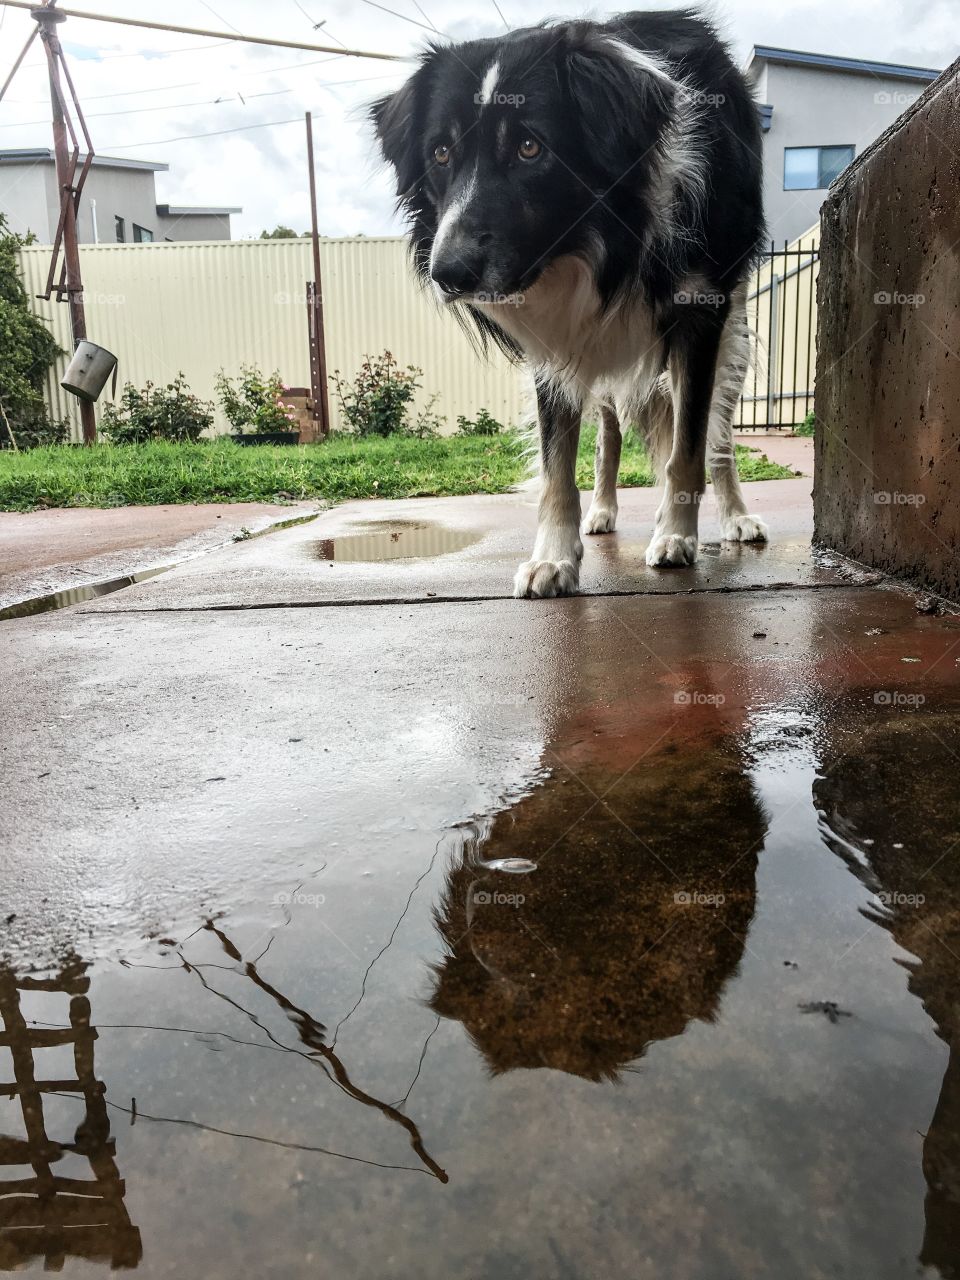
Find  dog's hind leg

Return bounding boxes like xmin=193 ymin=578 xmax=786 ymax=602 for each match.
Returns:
xmin=514 ymin=377 xmax=583 ymax=598
xmin=708 ymin=286 xmax=769 ymax=544
xmin=645 ymin=309 xmax=726 ymax=568
xmin=583 ymin=402 xmax=622 ymax=534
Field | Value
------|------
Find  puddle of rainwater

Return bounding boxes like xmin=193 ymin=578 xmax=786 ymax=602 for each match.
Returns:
xmin=0 ymin=565 xmax=172 ymax=621
xmin=3 ymin=689 xmax=960 ymax=1276
xmin=313 ymin=522 xmax=480 ymax=563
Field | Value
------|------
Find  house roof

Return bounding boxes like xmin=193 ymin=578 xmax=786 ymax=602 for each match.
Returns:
xmin=156 ymin=204 xmax=242 ymax=217
xmin=0 ymin=147 xmax=169 ymax=172
xmin=745 ymin=46 xmax=942 ymax=83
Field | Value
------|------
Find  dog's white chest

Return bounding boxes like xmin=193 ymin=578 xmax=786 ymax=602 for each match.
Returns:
xmin=478 ymin=255 xmax=665 ymax=405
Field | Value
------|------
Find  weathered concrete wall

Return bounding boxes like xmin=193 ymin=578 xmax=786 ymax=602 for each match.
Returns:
xmin=814 ymin=58 xmax=960 ymax=599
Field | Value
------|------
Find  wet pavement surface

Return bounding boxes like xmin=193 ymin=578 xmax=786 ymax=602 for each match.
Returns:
xmin=2 ymin=482 xmax=960 ymax=1278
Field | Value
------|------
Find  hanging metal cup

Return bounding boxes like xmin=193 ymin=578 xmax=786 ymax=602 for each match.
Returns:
xmin=61 ymin=340 xmax=118 ymax=403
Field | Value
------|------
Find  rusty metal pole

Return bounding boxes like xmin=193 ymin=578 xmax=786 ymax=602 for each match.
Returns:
xmin=34 ymin=4 xmax=96 ymax=445
xmin=305 ymin=111 xmax=331 ymax=437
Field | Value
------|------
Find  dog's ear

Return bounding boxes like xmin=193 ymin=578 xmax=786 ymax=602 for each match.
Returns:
xmin=563 ymin=30 xmax=678 ymax=174
xmin=370 ymin=69 xmax=425 ymax=202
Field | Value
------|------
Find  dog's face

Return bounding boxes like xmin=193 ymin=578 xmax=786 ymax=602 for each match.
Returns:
xmin=371 ymin=23 xmax=677 ymax=303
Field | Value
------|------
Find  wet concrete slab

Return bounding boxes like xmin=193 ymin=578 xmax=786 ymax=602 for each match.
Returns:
xmin=3 ymin=483 xmax=960 ymax=1278
xmin=78 ymin=479 xmax=877 ymax=613
xmin=0 ymin=502 xmax=320 ymax=612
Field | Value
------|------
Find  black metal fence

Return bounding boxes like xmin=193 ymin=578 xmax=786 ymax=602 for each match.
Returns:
xmin=737 ymin=238 xmax=820 ymax=432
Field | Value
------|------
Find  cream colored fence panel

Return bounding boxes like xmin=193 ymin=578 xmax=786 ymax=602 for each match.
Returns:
xmin=18 ymin=224 xmax=819 ymax=442
xmin=16 ymin=236 xmax=528 ymax=441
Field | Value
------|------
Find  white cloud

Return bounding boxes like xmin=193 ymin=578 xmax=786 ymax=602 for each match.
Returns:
xmin=0 ymin=0 xmax=955 ymax=239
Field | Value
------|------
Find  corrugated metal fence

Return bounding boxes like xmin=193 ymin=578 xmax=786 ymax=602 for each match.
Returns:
xmin=17 ymin=228 xmax=818 ymax=441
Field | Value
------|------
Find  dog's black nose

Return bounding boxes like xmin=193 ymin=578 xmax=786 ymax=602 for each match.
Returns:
xmin=431 ymin=248 xmax=485 ymax=298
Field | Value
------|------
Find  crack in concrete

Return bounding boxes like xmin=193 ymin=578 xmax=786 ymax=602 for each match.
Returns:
xmin=78 ymin=576 xmax=887 ymax=615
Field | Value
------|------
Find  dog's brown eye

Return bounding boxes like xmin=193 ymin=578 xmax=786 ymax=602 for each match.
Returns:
xmin=518 ymin=137 xmax=541 ymax=161
xmin=434 ymin=143 xmax=451 ymax=165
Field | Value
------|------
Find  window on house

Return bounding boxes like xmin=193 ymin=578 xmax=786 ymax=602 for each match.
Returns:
xmin=784 ymin=145 xmax=855 ymax=190
xmin=114 ymin=216 xmax=125 ymax=242
xmin=132 ymin=224 xmax=154 ymax=243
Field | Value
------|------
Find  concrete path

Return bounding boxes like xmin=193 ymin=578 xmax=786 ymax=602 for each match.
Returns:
xmin=0 ymin=501 xmax=320 ymax=611
xmin=3 ymin=477 xmax=960 ymax=1278
xmin=735 ymin=431 xmax=813 ymax=475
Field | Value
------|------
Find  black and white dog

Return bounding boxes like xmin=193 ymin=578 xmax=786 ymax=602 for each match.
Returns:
xmin=372 ymin=8 xmax=768 ymax=598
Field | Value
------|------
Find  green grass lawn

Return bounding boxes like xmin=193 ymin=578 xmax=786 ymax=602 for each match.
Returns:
xmin=0 ymin=427 xmax=793 ymax=513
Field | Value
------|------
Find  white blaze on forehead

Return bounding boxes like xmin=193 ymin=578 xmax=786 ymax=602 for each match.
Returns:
xmin=479 ymin=60 xmax=500 ymax=105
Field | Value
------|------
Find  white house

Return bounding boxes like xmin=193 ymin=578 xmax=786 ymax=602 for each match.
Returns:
xmin=745 ymin=46 xmax=942 ymax=243
xmin=0 ymin=148 xmax=240 ymax=243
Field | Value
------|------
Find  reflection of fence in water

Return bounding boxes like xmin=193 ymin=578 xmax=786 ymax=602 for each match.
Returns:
xmin=0 ymin=967 xmax=142 ymax=1271
xmin=315 ymin=525 xmax=478 ymax=563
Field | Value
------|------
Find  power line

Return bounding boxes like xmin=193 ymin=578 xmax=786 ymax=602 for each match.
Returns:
xmin=489 ymin=0 xmax=510 ymax=31
xmin=357 ymin=0 xmax=437 ymax=35
xmin=290 ymin=0 xmax=349 ymax=51
xmin=0 ymin=0 xmax=406 ymax=62
xmin=0 ymin=88 xmax=293 ymax=128
xmin=2 ymin=68 xmax=400 ymax=126
xmin=23 ymin=40 xmax=235 ymax=67
xmin=5 ymin=53 xmax=356 ymax=105
xmin=99 ymin=115 xmax=306 ymax=149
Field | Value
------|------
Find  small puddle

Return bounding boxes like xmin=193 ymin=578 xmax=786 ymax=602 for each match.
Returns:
xmin=0 ymin=565 xmax=172 ymax=621
xmin=313 ymin=522 xmax=480 ymax=563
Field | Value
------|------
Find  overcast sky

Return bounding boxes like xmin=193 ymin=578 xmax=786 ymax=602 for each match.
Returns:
xmin=0 ymin=0 xmax=955 ymax=239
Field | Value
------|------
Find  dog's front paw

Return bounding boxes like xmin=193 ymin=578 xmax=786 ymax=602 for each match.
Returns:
xmin=721 ymin=513 xmax=769 ymax=543
xmin=582 ymin=503 xmax=618 ymax=535
xmin=645 ymin=533 xmax=698 ymax=568
xmin=513 ymin=559 xmax=580 ymax=599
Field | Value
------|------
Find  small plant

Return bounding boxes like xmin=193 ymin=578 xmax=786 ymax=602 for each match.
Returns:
xmin=100 ymin=374 xmax=214 ymax=444
xmin=456 ymin=408 xmax=503 ymax=437
xmin=216 ymin=365 xmax=299 ymax=435
xmin=332 ymin=351 xmax=431 ymax=438
xmin=795 ymin=411 xmax=815 ymax=438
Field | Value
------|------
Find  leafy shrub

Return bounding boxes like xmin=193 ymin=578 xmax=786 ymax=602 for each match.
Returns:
xmin=456 ymin=408 xmax=503 ymax=436
xmin=216 ymin=365 xmax=298 ymax=435
xmin=332 ymin=351 xmax=441 ymax=438
xmin=795 ymin=411 xmax=815 ymax=438
xmin=0 ymin=213 xmax=65 ymax=450
xmin=101 ymin=374 xmax=214 ymax=444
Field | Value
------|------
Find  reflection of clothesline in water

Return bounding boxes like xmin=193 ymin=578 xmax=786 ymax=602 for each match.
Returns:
xmin=177 ymin=920 xmax=448 ymax=1182
xmin=332 ymin=836 xmax=444 ymax=1049
xmin=47 ymin=1090 xmax=438 ymax=1176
